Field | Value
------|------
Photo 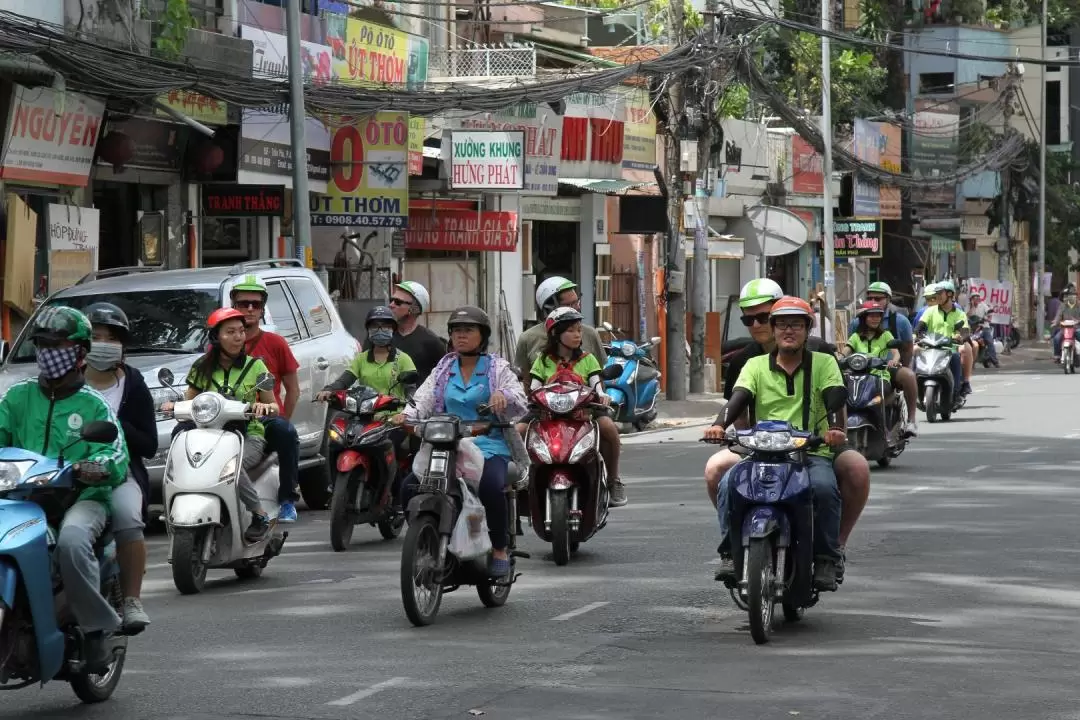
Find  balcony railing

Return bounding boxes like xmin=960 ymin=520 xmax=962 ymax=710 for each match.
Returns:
xmin=428 ymin=44 xmax=536 ymax=80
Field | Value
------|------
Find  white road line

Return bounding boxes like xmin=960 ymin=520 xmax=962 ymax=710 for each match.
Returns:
xmin=1020 ymin=446 xmax=1041 ymax=453
xmin=1066 ymin=433 xmax=1080 ymax=439
xmin=967 ymin=465 xmax=988 ymax=473
xmin=326 ymin=677 xmax=410 ymax=706
xmin=550 ymin=601 xmax=609 ymax=621
xmin=1002 ymin=382 xmax=1016 ymax=387
xmin=904 ymin=486 xmax=930 ymax=495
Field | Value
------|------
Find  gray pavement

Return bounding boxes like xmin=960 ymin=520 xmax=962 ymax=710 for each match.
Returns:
xmin=9 ymin=368 xmax=1080 ymax=719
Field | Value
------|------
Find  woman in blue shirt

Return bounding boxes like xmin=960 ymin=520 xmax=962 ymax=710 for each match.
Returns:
xmin=400 ymin=306 xmax=527 ymax=577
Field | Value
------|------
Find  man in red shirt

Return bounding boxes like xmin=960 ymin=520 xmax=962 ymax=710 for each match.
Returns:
xmin=231 ymin=275 xmax=302 ymax=522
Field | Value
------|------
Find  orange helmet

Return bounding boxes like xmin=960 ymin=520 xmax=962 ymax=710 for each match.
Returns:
xmin=769 ymin=296 xmax=815 ymax=328
xmin=207 ymin=307 xmax=244 ymax=330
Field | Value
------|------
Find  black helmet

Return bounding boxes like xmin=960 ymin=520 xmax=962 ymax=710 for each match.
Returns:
xmin=364 ymin=305 xmax=398 ymax=330
xmin=30 ymin=306 xmax=93 ymax=351
xmin=447 ymin=305 xmax=491 ymax=352
xmin=85 ymin=302 xmax=130 ymax=344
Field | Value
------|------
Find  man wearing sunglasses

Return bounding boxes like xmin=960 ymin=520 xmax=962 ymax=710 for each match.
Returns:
xmin=702 ymin=279 xmax=870 ymax=582
xmin=389 ymin=281 xmax=446 ymax=383
xmin=230 ymin=276 xmax=302 ymax=522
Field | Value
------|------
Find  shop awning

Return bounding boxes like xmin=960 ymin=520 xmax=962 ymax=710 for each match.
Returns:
xmin=558 ymin=178 xmax=657 ymax=195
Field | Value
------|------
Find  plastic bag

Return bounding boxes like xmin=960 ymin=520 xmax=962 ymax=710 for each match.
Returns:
xmin=411 ymin=441 xmax=432 ymax=479
xmin=456 ymin=437 xmax=485 ymax=489
xmin=449 ymin=479 xmax=491 ymax=560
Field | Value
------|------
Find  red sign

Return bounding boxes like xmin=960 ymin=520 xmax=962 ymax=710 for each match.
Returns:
xmin=561 ymin=117 xmax=625 ymax=166
xmin=791 ymin=136 xmax=824 ymax=195
xmin=405 ymin=211 xmax=518 ymax=252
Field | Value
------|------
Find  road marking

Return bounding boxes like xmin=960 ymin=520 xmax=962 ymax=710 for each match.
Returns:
xmin=1020 ymin=446 xmax=1041 ymax=453
xmin=904 ymin=486 xmax=930 ymax=495
xmin=1066 ymin=433 xmax=1080 ymax=439
xmin=967 ymin=465 xmax=988 ymax=473
xmin=1002 ymin=382 xmax=1016 ymax=387
xmin=550 ymin=601 xmax=609 ymax=621
xmin=327 ymin=677 xmax=410 ymax=706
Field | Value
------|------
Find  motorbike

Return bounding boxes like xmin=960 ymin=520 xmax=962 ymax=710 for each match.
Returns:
xmin=839 ymin=343 xmax=908 ymax=468
xmin=399 ymin=409 xmax=526 ymax=626
xmin=702 ymin=421 xmax=827 ymax=645
xmin=914 ymin=328 xmax=967 ymax=423
xmin=0 ymin=420 xmax=129 ymax=702
xmin=521 ymin=364 xmax=622 ymax=566
xmin=324 ymin=373 xmax=418 ymax=551
xmin=600 ymin=322 xmax=662 ymax=431
xmin=1060 ymin=319 xmax=1079 ymax=374
xmin=159 ymin=368 xmax=288 ymax=595
xmin=968 ymin=315 xmax=1004 ymax=368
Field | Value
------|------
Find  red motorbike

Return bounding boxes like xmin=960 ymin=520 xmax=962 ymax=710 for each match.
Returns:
xmin=521 ymin=365 xmax=622 ymax=565
xmin=325 ymin=378 xmax=416 ymax=551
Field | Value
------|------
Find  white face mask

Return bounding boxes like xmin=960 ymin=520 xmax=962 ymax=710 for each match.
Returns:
xmin=86 ymin=341 xmax=123 ymax=371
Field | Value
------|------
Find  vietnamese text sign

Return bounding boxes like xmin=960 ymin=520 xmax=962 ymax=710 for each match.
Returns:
xmin=330 ymin=17 xmax=409 ymax=86
xmin=561 ymin=91 xmax=626 ymax=181
xmin=408 ymin=116 xmax=424 ymax=175
xmin=620 ymin=86 xmax=656 ymax=172
xmin=2 ymin=86 xmax=105 ymax=187
xmin=454 ymin=104 xmax=561 ymax=196
xmin=879 ymin=123 xmax=901 ymax=219
xmin=47 ymin=204 xmax=99 ymax=292
xmin=853 ymin=119 xmax=881 ymax=217
xmin=447 ymin=131 xmax=525 ymax=190
xmin=311 ymin=112 xmax=409 ymax=227
xmin=156 ymin=90 xmax=227 ymax=125
xmin=967 ymin=277 xmax=1013 ymax=325
xmin=203 ymin=185 xmax=285 ymax=216
xmin=825 ymin=218 xmax=882 ymax=258
xmin=405 ymin=210 xmax=518 ymax=252
xmin=912 ymin=110 xmax=958 ymax=206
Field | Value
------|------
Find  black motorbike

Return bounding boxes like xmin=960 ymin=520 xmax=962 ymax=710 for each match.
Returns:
xmin=839 ymin=343 xmax=908 ymax=468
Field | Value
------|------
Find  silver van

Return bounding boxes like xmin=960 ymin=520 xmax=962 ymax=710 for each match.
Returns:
xmin=0 ymin=259 xmax=357 ymax=512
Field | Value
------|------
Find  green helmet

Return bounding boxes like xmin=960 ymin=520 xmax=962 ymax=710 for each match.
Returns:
xmin=230 ymin=274 xmax=267 ymax=298
xmin=922 ymin=283 xmax=938 ymax=298
xmin=30 ymin=306 xmax=93 ymax=349
xmin=738 ymin=278 xmax=784 ymax=309
xmin=867 ymin=281 xmax=892 ymax=298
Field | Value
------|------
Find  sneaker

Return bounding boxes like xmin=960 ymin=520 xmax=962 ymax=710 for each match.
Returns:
xmin=960 ymin=381 xmax=973 ymax=396
xmin=278 ymin=502 xmax=298 ymax=523
xmin=82 ymin=631 xmax=113 ymax=674
xmin=903 ymin=421 xmax=918 ymax=438
xmin=813 ymin=556 xmax=839 ymax=591
xmin=122 ymin=597 xmax=150 ymax=632
xmin=608 ymin=480 xmax=628 ymax=507
xmin=714 ymin=555 xmax=736 ymax=582
xmin=489 ymin=555 xmax=512 ymax=578
xmin=244 ymin=513 xmax=270 ymax=543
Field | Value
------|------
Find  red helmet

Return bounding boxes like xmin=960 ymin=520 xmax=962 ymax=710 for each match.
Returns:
xmin=856 ymin=301 xmax=885 ymax=319
xmin=769 ymin=296 xmax=815 ymax=328
xmin=207 ymin=307 xmax=244 ymax=330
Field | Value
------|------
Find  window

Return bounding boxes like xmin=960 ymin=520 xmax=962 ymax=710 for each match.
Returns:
xmin=918 ymin=72 xmax=954 ymax=94
xmin=1047 ymin=80 xmax=1062 ymax=145
xmin=595 ymin=252 xmax=613 ymax=327
xmin=287 ymin=278 xmax=332 ymax=338
xmin=265 ymin=281 xmax=302 ymax=342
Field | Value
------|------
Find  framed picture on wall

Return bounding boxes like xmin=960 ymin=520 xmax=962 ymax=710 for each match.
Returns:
xmin=201 ymin=217 xmax=254 ymax=258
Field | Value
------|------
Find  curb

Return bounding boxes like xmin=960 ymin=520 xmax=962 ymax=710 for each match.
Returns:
xmin=626 ymin=418 xmax=714 ymax=436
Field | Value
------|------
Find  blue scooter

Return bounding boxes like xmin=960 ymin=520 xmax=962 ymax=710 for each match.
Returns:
xmin=0 ymin=420 xmax=128 ymax=702
xmin=703 ymin=421 xmax=824 ymax=645
xmin=600 ymin=322 xmax=662 ymax=431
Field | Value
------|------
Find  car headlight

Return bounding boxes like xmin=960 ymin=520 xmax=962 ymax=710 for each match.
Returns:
xmin=191 ymin=393 xmax=223 ymax=425
xmin=738 ymin=430 xmax=806 ymax=453
xmin=0 ymin=462 xmax=23 ymax=491
xmin=422 ymin=420 xmax=457 ymax=443
xmin=847 ymin=354 xmax=868 ymax=372
xmin=218 ymin=455 xmax=238 ymax=482
xmin=621 ymin=343 xmax=637 ymax=358
xmin=544 ymin=391 xmax=577 ymax=414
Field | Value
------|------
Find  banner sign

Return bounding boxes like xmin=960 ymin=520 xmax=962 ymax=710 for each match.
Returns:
xmin=156 ymin=90 xmax=227 ymax=125
xmin=453 ymin=104 xmax=561 ymax=196
xmin=791 ymin=135 xmax=824 ymax=195
xmin=203 ymin=184 xmax=285 ymax=216
xmin=405 ymin=210 xmax=518 ymax=252
xmin=824 ymin=218 xmax=882 ymax=258
xmin=408 ymin=116 xmax=424 ymax=175
xmin=967 ymin=277 xmax=1013 ymax=325
xmin=1 ymin=85 xmax=105 ymax=187
xmin=620 ymin=86 xmax=656 ymax=172
xmin=446 ymin=130 xmax=525 ymax=190
xmin=311 ymin=112 xmax=409 ymax=227
xmin=561 ymin=91 xmax=625 ymax=180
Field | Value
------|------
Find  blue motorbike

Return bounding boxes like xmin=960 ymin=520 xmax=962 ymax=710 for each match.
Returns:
xmin=600 ymin=322 xmax=662 ymax=431
xmin=0 ymin=420 xmax=128 ymax=702
xmin=704 ymin=421 xmax=824 ymax=645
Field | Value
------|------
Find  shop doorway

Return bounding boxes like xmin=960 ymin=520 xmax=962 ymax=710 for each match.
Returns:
xmin=93 ymin=181 xmax=169 ymax=270
xmin=533 ymin=220 xmax=579 ymax=286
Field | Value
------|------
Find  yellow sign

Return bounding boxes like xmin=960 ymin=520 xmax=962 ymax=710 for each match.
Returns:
xmin=328 ymin=17 xmax=409 ymax=86
xmin=408 ymin=116 xmax=425 ymax=175
xmin=311 ymin=112 xmax=410 ymax=228
xmin=620 ymin=86 xmax=656 ymax=172
xmin=156 ymin=90 xmax=228 ymax=125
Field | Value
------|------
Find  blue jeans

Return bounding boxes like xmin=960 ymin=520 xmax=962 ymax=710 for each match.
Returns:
xmin=949 ymin=353 xmax=963 ymax=390
xmin=262 ymin=417 xmax=299 ymax=503
xmin=1053 ymin=329 xmax=1064 ymax=357
xmin=717 ymin=455 xmax=841 ymax=560
xmin=979 ymin=327 xmax=998 ymax=363
xmin=400 ymin=455 xmax=510 ymax=550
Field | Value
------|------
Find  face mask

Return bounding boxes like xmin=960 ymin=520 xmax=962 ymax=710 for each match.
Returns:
xmin=368 ymin=329 xmax=393 ymax=347
xmin=37 ymin=346 xmax=80 ymax=380
xmin=86 ymin=341 xmax=123 ymax=371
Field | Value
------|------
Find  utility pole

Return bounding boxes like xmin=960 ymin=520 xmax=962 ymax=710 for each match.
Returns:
xmin=999 ymin=67 xmax=1016 ymax=284
xmin=663 ymin=0 xmax=688 ymax=401
xmin=285 ymin=0 xmax=312 ymax=261
xmin=819 ymin=0 xmax=836 ymax=315
xmin=1035 ymin=0 xmax=1048 ymax=339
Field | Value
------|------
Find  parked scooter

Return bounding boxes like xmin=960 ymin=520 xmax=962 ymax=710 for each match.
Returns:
xmin=600 ymin=322 xmax=662 ymax=431
xmin=0 ymin=421 xmax=129 ymax=702
xmin=399 ymin=408 xmax=526 ymax=626
xmin=702 ymin=421 xmax=830 ymax=645
xmin=1061 ymin=319 xmax=1079 ymax=374
xmin=521 ymin=364 xmax=622 ymax=566
xmin=839 ymin=344 xmax=908 ymax=467
xmin=159 ymin=368 xmax=288 ymax=594
xmin=914 ymin=329 xmax=966 ymax=422
xmin=324 ymin=373 xmax=417 ymax=551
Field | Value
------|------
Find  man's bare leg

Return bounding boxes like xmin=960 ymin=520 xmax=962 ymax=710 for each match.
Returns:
xmin=834 ymin=449 xmax=870 ymax=547
xmin=704 ymin=449 xmax=740 ymax=507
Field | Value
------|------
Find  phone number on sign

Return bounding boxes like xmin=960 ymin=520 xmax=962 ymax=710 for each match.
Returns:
xmin=310 ymin=215 xmax=406 ymax=228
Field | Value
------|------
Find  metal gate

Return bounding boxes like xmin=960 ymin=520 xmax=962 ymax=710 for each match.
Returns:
xmin=610 ymin=270 xmax=638 ymax=335
xmin=326 ymin=231 xmax=392 ymax=339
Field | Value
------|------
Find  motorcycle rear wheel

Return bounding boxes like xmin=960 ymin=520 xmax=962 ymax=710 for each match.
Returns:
xmin=171 ymin=528 xmax=208 ymax=595
xmin=747 ymin=537 xmax=776 ymax=645
xmin=550 ymin=492 xmax=571 ymax=567
xmin=400 ymin=514 xmax=444 ymax=626
xmin=70 ymin=576 xmax=126 ymax=703
xmin=330 ymin=471 xmax=360 ymax=552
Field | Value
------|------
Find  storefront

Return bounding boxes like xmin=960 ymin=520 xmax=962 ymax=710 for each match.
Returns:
xmin=200 ymin=184 xmax=286 ymax=266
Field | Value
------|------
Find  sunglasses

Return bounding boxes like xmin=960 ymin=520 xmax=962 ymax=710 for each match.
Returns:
xmin=234 ymin=300 xmax=263 ymax=309
xmin=773 ymin=319 xmax=808 ymax=331
xmin=740 ymin=312 xmax=771 ymax=327
xmin=389 ymin=298 xmax=413 ymax=307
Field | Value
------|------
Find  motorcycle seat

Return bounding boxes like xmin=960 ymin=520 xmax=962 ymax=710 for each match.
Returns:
xmin=636 ymin=364 xmax=659 ymax=383
xmin=247 ymin=452 xmax=280 ymax=481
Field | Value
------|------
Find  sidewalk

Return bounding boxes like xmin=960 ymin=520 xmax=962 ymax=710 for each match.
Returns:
xmin=652 ymin=392 xmax=724 ymax=429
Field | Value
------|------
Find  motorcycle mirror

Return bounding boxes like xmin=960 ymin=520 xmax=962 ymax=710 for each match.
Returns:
xmin=600 ymin=364 xmax=623 ymax=381
xmin=255 ymin=372 xmax=275 ymax=392
xmin=602 ymin=321 xmax=614 ymax=331
xmin=650 ymin=336 xmax=661 ymax=345
xmin=954 ymin=321 xmax=965 ymax=330
xmin=397 ymin=370 xmax=419 ymax=387
xmin=80 ymin=420 xmax=119 ymax=444
xmin=157 ymin=367 xmax=175 ymax=387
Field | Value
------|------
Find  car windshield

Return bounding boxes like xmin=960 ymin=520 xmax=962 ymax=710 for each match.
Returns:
xmin=10 ymin=288 xmax=221 ymax=363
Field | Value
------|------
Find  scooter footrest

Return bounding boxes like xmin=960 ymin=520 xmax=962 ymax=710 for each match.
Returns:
xmin=490 ymin=572 xmax=521 ymax=587
xmin=510 ymin=550 xmax=531 ymax=559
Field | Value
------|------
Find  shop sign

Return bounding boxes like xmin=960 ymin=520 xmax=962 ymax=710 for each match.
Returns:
xmin=791 ymin=135 xmax=823 ymax=195
xmin=911 ymin=110 xmax=958 ymax=207
xmin=98 ymin=117 xmax=188 ymax=173
xmin=46 ymin=204 xmax=100 ymax=293
xmin=311 ymin=111 xmax=409 ymax=227
xmin=824 ymin=218 xmax=882 ymax=258
xmin=720 ymin=118 xmax=769 ymax=194
xmin=1 ymin=85 xmax=105 ymax=187
xmin=408 ymin=116 xmax=424 ymax=175
xmin=452 ymin=104 xmax=562 ymax=196
xmin=327 ymin=16 xmax=426 ymax=89
xmin=561 ymin=91 xmax=626 ymax=181
xmin=203 ymin=184 xmax=285 ymax=216
xmin=156 ymin=90 xmax=228 ymax=125
xmin=966 ymin=277 xmax=1012 ymax=325
xmin=878 ymin=123 xmax=901 ymax=219
xmin=619 ymin=86 xmax=656 ymax=172
xmin=446 ymin=130 xmax=525 ymax=190
xmin=405 ymin=210 xmax=517 ymax=252
xmin=520 ymin=196 xmax=580 ymax=222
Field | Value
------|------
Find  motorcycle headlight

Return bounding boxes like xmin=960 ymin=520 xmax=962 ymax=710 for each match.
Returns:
xmin=847 ymin=354 xmax=869 ymax=372
xmin=422 ymin=420 xmax=457 ymax=443
xmin=930 ymin=356 xmax=950 ymax=374
xmin=191 ymin=393 xmax=223 ymax=425
xmin=621 ymin=343 xmax=636 ymax=358
xmin=526 ymin=426 xmax=552 ymax=464
xmin=0 ymin=462 xmax=23 ymax=491
xmin=356 ymin=396 xmax=377 ymax=414
xmin=544 ymin=391 xmax=578 ymax=414
xmin=738 ymin=430 xmax=806 ymax=453
xmin=568 ymin=429 xmax=596 ymax=464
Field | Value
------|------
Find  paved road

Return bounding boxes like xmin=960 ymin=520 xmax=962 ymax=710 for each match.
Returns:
xmin=10 ymin=370 xmax=1080 ymax=719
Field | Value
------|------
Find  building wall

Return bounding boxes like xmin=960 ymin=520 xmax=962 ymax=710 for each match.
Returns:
xmin=905 ymin=27 xmax=1010 ymax=93
xmin=1008 ymin=26 xmax=1072 ymax=145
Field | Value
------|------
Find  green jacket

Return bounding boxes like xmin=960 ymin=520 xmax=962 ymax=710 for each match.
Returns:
xmin=514 ymin=322 xmax=607 ymax=374
xmin=0 ymin=378 xmax=129 ymax=507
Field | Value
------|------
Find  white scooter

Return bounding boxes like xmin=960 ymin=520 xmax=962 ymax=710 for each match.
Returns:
xmin=158 ymin=368 xmax=288 ymax=595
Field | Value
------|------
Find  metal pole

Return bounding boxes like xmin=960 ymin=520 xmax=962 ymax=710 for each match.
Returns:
xmin=1035 ymin=0 xmax=1048 ymax=339
xmin=999 ymin=72 xmax=1013 ymax=284
xmin=820 ymin=0 xmax=836 ymax=315
xmin=285 ymin=0 xmax=312 ymax=261
xmin=664 ymin=0 xmax=687 ymax=401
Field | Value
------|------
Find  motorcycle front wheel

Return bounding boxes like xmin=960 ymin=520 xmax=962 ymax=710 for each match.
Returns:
xmin=746 ymin=537 xmax=776 ymax=645
xmin=330 ymin=470 xmax=360 ymax=551
xmin=171 ymin=528 xmax=209 ymax=595
xmin=400 ymin=513 xmax=445 ymax=626
xmin=550 ymin=491 xmax=571 ymax=567
xmin=923 ymin=385 xmax=938 ymax=423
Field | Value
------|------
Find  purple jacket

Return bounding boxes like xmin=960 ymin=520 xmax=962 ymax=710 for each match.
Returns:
xmin=405 ymin=352 xmax=528 ymax=423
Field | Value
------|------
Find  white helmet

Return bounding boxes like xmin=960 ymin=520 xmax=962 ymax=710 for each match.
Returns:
xmin=738 ymin=278 xmax=784 ymax=309
xmin=535 ymin=276 xmax=578 ymax=314
xmin=395 ymin=281 xmax=430 ymax=314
